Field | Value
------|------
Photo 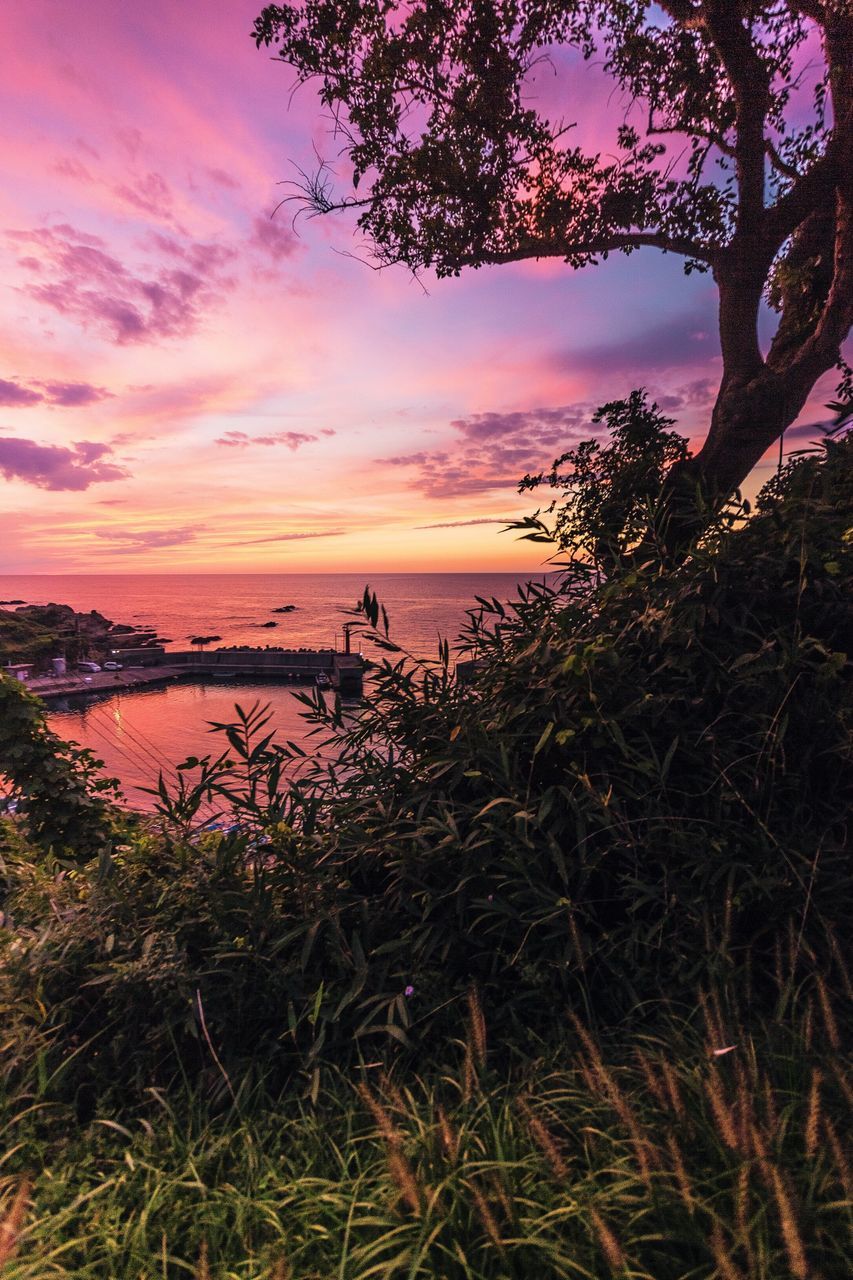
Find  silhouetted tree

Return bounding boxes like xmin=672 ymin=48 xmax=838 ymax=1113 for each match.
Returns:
xmin=254 ymin=1 xmax=853 ymax=511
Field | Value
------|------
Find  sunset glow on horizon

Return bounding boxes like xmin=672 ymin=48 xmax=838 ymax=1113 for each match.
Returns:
xmin=1 ymin=0 xmax=842 ymax=574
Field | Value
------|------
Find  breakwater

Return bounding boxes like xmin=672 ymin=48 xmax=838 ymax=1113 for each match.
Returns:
xmin=29 ymin=647 xmax=364 ymax=701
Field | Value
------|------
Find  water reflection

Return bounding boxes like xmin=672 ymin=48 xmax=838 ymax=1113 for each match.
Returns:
xmin=49 ymin=675 xmax=342 ymax=809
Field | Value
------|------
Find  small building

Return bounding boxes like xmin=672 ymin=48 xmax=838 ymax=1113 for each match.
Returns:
xmin=4 ymin=662 xmax=34 ymax=683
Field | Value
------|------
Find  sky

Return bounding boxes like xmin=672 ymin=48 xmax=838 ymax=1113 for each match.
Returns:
xmin=0 ymin=1 xmax=842 ymax=574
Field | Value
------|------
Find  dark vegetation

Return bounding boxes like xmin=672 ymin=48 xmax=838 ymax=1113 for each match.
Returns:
xmin=0 ymin=603 xmax=164 ymax=672
xmin=0 ymin=406 xmax=850 ymax=1276
xmin=0 ymin=604 xmax=111 ymax=670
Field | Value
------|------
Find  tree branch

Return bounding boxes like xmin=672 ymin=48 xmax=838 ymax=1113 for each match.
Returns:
xmin=648 ymin=118 xmax=737 ymax=159
xmin=466 ymin=230 xmax=718 ymax=267
xmin=790 ymin=1 xmax=826 ymax=23
xmin=764 ymin=148 xmax=837 ymax=248
xmin=765 ymin=138 xmax=802 ymax=181
xmin=657 ymin=0 xmax=704 ymax=26
xmin=703 ymin=0 xmax=771 ymax=234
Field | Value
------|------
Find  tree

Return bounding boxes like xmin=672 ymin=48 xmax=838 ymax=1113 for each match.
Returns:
xmin=254 ymin=1 xmax=853 ymax=509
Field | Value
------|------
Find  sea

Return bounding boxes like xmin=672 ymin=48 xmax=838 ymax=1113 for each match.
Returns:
xmin=1 ymin=573 xmax=547 ymax=808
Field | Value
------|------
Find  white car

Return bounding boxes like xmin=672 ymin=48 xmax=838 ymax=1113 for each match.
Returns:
xmin=103 ymin=660 xmax=123 ymax=670
xmin=77 ymin=661 xmax=102 ymax=673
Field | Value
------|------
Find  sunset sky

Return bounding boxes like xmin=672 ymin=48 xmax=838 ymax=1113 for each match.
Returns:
xmin=0 ymin=1 xmax=842 ymax=574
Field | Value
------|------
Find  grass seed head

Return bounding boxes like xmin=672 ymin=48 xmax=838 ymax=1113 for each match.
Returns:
xmin=822 ymin=1115 xmax=853 ymax=1200
xmin=705 ymin=1068 xmax=739 ymax=1151
xmin=567 ymin=909 xmax=586 ymax=971
xmin=830 ymin=1060 xmax=853 ymax=1111
xmin=635 ymin=1050 xmax=670 ymax=1112
xmin=804 ymin=1068 xmax=822 ymax=1158
xmin=710 ymin=1223 xmax=744 ymax=1280
xmin=767 ymin=1161 xmax=809 ymax=1279
xmin=462 ymin=1044 xmax=476 ymax=1102
xmin=660 ymin=1056 xmax=686 ymax=1120
xmin=194 ymin=1239 xmax=212 ymax=1280
xmin=814 ymin=974 xmax=840 ymax=1053
xmin=699 ymin=989 xmax=725 ymax=1050
xmin=468 ymin=1181 xmax=502 ymax=1248
xmin=590 ymin=1206 xmax=625 ymax=1272
xmin=466 ymin=984 xmax=487 ymax=1069
xmin=664 ymin=1130 xmax=694 ymax=1213
xmin=0 ymin=1178 xmax=30 ymax=1267
xmin=387 ymin=1149 xmax=422 ymax=1217
xmin=517 ymin=1096 xmax=569 ymax=1182
xmin=358 ymin=1082 xmax=400 ymax=1148
xmin=436 ymin=1103 xmax=459 ymax=1163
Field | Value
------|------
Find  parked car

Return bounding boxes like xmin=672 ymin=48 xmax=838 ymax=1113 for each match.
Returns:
xmin=103 ymin=660 xmax=123 ymax=670
xmin=77 ymin=661 xmax=101 ymax=673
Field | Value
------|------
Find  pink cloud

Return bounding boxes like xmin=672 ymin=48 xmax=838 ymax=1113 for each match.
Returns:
xmin=39 ymin=380 xmax=114 ymax=407
xmin=379 ymin=381 xmax=730 ymax=501
xmin=7 ymin=223 xmax=235 ymax=344
xmin=249 ymin=214 xmax=300 ymax=262
xmin=207 ymin=167 xmax=241 ymax=190
xmin=0 ymin=379 xmax=42 ymax=407
xmin=0 ymin=376 xmax=113 ymax=408
xmin=417 ymin=517 xmax=512 ymax=529
xmin=554 ymin=309 xmax=720 ymax=377
xmin=0 ymin=438 xmax=128 ymax=490
xmin=380 ymin=404 xmax=598 ymax=498
xmin=95 ymin=525 xmax=199 ymax=550
xmin=113 ymin=170 xmax=174 ymax=218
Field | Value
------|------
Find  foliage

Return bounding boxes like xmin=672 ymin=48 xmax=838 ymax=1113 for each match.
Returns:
xmin=516 ymin=388 xmax=692 ymax=572
xmin=0 ymin=676 xmax=118 ymax=862
xmin=253 ymin=1 xmax=833 ymax=276
xmin=0 ymin=609 xmax=59 ymax=668
xmin=253 ymin=2 xmax=853 ymax=498
xmin=0 ymin=418 xmax=850 ymax=1273
xmin=0 ymin=603 xmax=115 ymax=668
xmin=1 ymin=432 xmax=850 ymax=1106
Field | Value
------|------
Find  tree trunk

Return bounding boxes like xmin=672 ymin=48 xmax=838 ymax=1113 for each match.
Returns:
xmin=688 ymin=368 xmax=812 ymax=500
xmin=653 ymin=365 xmax=823 ymax=557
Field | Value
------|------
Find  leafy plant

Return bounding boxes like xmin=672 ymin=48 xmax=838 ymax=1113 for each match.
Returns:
xmin=0 ymin=675 xmax=118 ymax=862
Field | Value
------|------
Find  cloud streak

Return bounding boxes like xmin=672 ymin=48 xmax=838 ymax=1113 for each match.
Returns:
xmin=236 ymin=529 xmax=347 ymax=546
xmin=95 ymin=525 xmax=199 ymax=549
xmin=416 ymin=517 xmax=513 ymax=529
xmin=215 ymin=429 xmax=334 ymax=450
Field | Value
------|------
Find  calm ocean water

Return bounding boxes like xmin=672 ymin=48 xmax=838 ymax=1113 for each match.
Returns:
xmin=2 ymin=573 xmax=546 ymax=807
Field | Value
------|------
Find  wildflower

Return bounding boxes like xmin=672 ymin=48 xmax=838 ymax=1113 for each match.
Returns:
xmin=712 ymin=1045 xmax=737 ymax=1057
xmin=404 ymin=985 xmax=414 ymax=997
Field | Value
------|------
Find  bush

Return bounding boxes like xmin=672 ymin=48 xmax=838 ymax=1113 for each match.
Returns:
xmin=0 ymin=676 xmax=118 ymax=860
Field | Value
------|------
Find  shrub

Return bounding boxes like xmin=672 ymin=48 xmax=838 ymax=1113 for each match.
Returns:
xmin=0 ymin=676 xmax=118 ymax=861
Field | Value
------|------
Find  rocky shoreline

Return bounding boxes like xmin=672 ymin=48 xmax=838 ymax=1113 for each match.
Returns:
xmin=0 ymin=601 xmax=164 ymax=672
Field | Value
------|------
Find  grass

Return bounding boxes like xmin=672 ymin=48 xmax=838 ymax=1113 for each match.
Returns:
xmin=0 ymin=969 xmax=849 ymax=1279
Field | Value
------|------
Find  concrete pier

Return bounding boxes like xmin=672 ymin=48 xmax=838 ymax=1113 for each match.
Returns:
xmin=26 ymin=647 xmax=365 ymax=702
